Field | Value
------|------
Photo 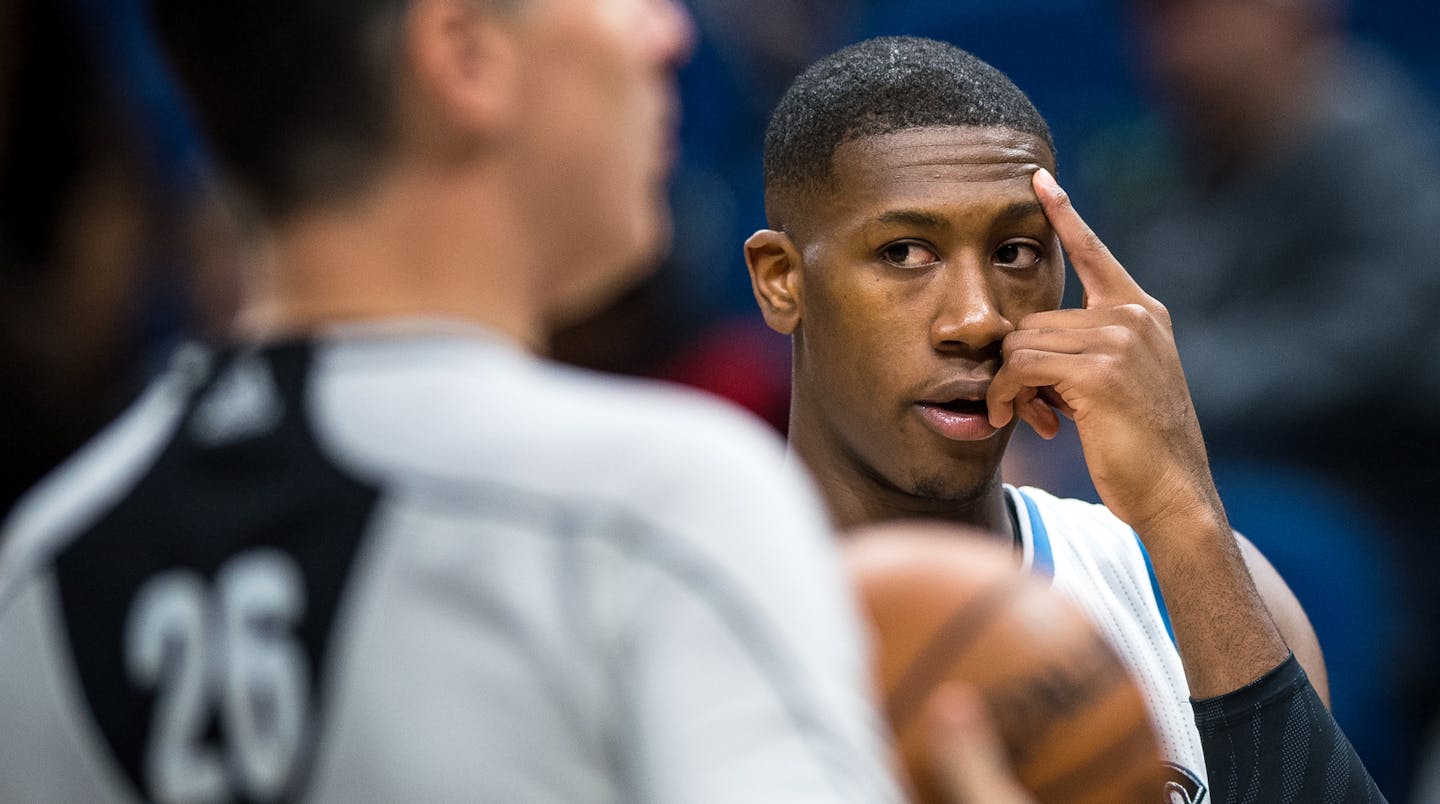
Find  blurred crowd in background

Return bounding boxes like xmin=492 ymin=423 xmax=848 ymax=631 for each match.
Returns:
xmin=3 ymin=0 xmax=1439 ymax=800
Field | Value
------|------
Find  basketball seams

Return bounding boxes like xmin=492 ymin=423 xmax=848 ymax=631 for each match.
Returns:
xmin=883 ymin=579 xmax=1021 ymax=733
xmin=1029 ymin=705 xmax=1163 ymax=800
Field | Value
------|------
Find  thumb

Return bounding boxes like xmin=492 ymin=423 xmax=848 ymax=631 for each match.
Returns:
xmin=924 ymin=683 xmax=1037 ymax=804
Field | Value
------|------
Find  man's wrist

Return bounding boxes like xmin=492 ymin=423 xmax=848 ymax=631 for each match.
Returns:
xmin=1129 ymin=482 xmax=1230 ymax=550
xmin=1191 ymin=652 xmax=1301 ymax=715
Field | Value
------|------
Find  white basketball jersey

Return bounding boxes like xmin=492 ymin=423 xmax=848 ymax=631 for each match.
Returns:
xmin=1007 ymin=485 xmax=1210 ymax=803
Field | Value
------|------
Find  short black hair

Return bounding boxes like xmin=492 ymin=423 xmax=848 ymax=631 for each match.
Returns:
xmin=763 ymin=36 xmax=1053 ymax=226
xmin=152 ymin=0 xmax=409 ymax=221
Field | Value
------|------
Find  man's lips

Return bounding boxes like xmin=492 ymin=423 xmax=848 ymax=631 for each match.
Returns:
xmin=918 ymin=376 xmax=993 ymax=406
xmin=915 ymin=378 xmax=999 ymax=441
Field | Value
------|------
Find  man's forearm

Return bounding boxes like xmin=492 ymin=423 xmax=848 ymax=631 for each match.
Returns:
xmin=1138 ymin=499 xmax=1289 ymax=699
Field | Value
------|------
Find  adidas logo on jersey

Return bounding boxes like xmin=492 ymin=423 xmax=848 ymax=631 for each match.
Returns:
xmin=191 ymin=355 xmax=284 ymax=445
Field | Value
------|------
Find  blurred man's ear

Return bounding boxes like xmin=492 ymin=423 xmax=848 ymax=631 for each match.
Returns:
xmin=404 ymin=0 xmax=519 ymax=141
xmin=745 ymin=229 xmax=804 ymax=335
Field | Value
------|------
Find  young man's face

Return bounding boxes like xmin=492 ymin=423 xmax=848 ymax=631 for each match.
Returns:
xmin=514 ymin=0 xmax=694 ymax=325
xmin=783 ymin=126 xmax=1064 ymax=507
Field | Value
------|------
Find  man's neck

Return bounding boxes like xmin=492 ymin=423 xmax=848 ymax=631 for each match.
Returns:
xmin=237 ymin=163 xmax=545 ymax=351
xmin=829 ymin=473 xmax=1011 ymax=537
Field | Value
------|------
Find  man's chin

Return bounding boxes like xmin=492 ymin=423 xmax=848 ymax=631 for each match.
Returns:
xmin=909 ymin=474 xmax=999 ymax=506
xmin=901 ymin=429 xmax=1013 ymax=500
xmin=632 ymin=204 xmax=673 ymax=267
xmin=544 ymin=236 xmax=667 ymax=330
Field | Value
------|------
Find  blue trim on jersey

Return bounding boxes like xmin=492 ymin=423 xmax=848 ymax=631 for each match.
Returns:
xmin=1133 ymin=530 xmax=1179 ymax=650
xmin=1017 ymin=490 xmax=1055 ymax=578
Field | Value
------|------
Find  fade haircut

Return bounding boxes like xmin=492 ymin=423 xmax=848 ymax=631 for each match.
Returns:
xmin=152 ymin=0 xmax=410 ymax=222
xmin=763 ymin=36 xmax=1054 ymax=230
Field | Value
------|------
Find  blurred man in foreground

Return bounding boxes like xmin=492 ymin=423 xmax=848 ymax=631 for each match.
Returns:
xmin=0 ymin=2 xmax=918 ymax=801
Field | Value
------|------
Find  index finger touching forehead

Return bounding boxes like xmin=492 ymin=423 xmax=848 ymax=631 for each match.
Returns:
xmin=1031 ymin=168 xmax=1144 ymax=305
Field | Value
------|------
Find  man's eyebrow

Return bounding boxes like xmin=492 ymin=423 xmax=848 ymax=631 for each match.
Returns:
xmin=873 ymin=201 xmax=1048 ymax=231
xmin=874 ymin=208 xmax=951 ymax=229
xmin=995 ymin=200 xmax=1046 ymax=225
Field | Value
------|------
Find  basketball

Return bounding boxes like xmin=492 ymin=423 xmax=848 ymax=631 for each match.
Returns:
xmin=845 ymin=522 xmax=1165 ymax=804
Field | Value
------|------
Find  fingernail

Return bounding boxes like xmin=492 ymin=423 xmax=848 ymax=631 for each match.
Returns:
xmin=1033 ymin=167 xmax=1059 ymax=196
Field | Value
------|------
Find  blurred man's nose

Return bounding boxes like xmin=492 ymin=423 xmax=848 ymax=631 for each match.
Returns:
xmin=651 ymin=0 xmax=697 ymax=68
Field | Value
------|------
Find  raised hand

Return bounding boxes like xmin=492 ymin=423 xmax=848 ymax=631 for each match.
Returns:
xmin=987 ymin=168 xmax=1219 ymax=535
xmin=989 ymin=169 xmax=1291 ymax=700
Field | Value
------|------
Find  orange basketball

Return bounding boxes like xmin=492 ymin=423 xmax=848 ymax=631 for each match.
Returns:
xmin=845 ymin=521 xmax=1165 ymax=804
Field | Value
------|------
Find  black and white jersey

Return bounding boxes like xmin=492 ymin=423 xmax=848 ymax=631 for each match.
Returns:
xmin=0 ymin=322 xmax=900 ymax=804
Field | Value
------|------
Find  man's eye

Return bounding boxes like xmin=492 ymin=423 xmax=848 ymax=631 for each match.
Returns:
xmin=994 ymin=242 xmax=1042 ymax=270
xmin=880 ymin=242 xmax=939 ymax=268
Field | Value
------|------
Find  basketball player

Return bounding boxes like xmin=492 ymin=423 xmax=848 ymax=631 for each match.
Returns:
xmin=746 ymin=36 xmax=1384 ymax=803
xmin=0 ymin=2 xmax=921 ymax=801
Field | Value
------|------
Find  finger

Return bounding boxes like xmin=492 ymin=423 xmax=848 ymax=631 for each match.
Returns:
xmin=1008 ymin=386 xmax=1059 ymax=440
xmin=1032 ymin=168 xmax=1144 ymax=307
xmin=1018 ymin=395 xmax=1060 ymax=440
xmin=1002 ymin=326 xmax=1102 ymax=359
xmin=987 ymin=371 xmax=1021 ymax=429
xmin=924 ymin=683 xmax=1037 ymax=804
xmin=1012 ymin=308 xmax=1173 ymax=369
xmin=988 ymin=351 xmax=1092 ymax=427
xmin=987 ymin=362 xmax=1034 ymax=429
xmin=1016 ymin=305 xmax=1148 ymax=332
xmin=1008 ymin=386 xmax=1051 ymax=440
xmin=996 ymin=350 xmax=1090 ymax=389
xmin=1003 ymin=322 xmax=1144 ymax=368
xmin=1038 ymin=386 xmax=1075 ymax=420
xmin=994 ymin=388 xmax=1074 ymax=431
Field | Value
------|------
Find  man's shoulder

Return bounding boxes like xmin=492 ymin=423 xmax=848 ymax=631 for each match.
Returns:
xmin=0 ymin=367 xmax=192 ymax=607
xmin=530 ymin=357 xmax=786 ymax=463
xmin=1012 ymin=485 xmax=1133 ymax=539
xmin=313 ymin=335 xmax=793 ymax=513
xmin=1011 ymin=485 xmax=1154 ymax=579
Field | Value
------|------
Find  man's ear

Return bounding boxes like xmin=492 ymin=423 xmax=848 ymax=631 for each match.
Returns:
xmin=745 ymin=229 xmax=804 ymax=335
xmin=404 ymin=0 xmax=518 ymax=139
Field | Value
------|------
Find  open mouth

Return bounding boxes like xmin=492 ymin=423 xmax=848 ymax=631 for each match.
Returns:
xmin=925 ymin=398 xmax=988 ymax=416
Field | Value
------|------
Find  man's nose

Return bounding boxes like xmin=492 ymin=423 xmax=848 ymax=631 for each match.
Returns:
xmin=928 ymin=260 xmax=1014 ymax=353
xmin=650 ymin=0 xmax=697 ymax=68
